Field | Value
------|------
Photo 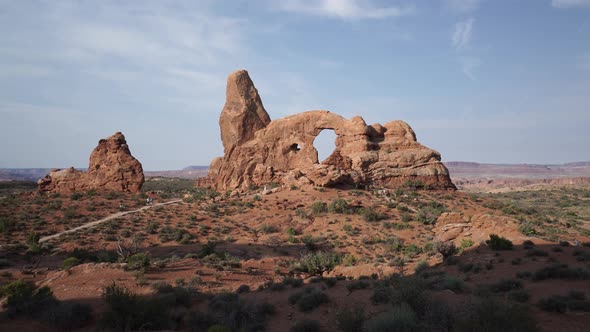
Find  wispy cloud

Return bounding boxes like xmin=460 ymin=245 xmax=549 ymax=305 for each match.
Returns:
xmin=0 ymin=1 xmax=245 ymax=111
xmin=275 ymin=0 xmax=414 ymax=20
xmin=452 ymin=18 xmax=475 ymax=50
xmin=551 ymin=0 xmax=590 ymax=8
xmin=452 ymin=18 xmax=478 ymax=79
xmin=445 ymin=0 xmax=482 ymax=13
xmin=458 ymin=56 xmax=480 ymax=80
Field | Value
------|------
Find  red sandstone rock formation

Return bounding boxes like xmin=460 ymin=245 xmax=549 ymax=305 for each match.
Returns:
xmin=38 ymin=132 xmax=144 ymax=194
xmin=206 ymin=69 xmax=455 ymax=191
xmin=433 ymin=212 xmax=526 ymax=244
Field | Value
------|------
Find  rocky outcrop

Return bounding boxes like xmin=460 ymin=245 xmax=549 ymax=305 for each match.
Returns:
xmin=433 ymin=212 xmax=525 ymax=243
xmin=206 ymin=69 xmax=455 ymax=191
xmin=219 ymin=70 xmax=271 ymax=153
xmin=38 ymin=132 xmax=144 ymax=194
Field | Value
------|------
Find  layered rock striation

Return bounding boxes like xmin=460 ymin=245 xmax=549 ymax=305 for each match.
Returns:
xmin=38 ymin=132 xmax=144 ymax=194
xmin=207 ymin=69 xmax=455 ymax=191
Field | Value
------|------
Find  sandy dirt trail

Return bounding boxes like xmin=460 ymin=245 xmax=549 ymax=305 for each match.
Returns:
xmin=39 ymin=199 xmax=183 ymax=243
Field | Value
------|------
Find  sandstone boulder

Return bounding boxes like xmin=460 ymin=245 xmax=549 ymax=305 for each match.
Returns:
xmin=433 ymin=212 xmax=525 ymax=244
xmin=206 ymin=69 xmax=456 ymax=192
xmin=38 ymin=132 xmax=144 ymax=194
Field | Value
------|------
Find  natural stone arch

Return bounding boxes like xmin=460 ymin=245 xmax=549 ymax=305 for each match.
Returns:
xmin=207 ymin=69 xmax=456 ymax=191
xmin=313 ymin=128 xmax=337 ymax=164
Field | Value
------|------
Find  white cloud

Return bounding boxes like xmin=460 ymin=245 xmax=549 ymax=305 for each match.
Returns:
xmin=551 ymin=0 xmax=590 ymax=8
xmin=452 ymin=18 xmax=475 ymax=50
xmin=0 ymin=1 xmax=246 ymax=116
xmin=458 ymin=56 xmax=480 ymax=80
xmin=445 ymin=0 xmax=482 ymax=13
xmin=276 ymin=0 xmax=414 ymax=19
xmin=0 ymin=1 xmax=245 ymax=77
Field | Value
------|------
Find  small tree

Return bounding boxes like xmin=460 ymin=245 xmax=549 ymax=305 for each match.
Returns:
xmin=299 ymin=251 xmax=341 ymax=277
xmin=435 ymin=241 xmax=457 ymax=260
xmin=116 ymin=236 xmax=142 ymax=261
xmin=126 ymin=253 xmax=150 ymax=271
xmin=26 ymin=232 xmax=42 ymax=253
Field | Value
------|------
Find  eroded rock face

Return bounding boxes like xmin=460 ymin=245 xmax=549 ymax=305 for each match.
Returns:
xmin=220 ymin=70 xmax=271 ymax=153
xmin=207 ymin=69 xmax=455 ymax=191
xmin=38 ymin=132 xmax=144 ymax=194
xmin=433 ymin=212 xmax=526 ymax=244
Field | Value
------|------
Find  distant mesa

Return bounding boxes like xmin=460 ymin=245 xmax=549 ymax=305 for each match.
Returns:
xmin=182 ymin=166 xmax=209 ymax=171
xmin=203 ymin=69 xmax=456 ymax=191
xmin=38 ymin=132 xmax=144 ymax=194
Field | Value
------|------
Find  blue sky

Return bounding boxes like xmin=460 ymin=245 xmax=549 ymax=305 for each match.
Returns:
xmin=1 ymin=0 xmax=589 ymax=170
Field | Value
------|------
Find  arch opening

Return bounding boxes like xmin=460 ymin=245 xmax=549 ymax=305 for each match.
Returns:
xmin=290 ymin=143 xmax=301 ymax=152
xmin=313 ymin=129 xmax=337 ymax=163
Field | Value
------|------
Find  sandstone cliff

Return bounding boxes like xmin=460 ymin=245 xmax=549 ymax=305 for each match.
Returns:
xmin=38 ymin=132 xmax=144 ymax=194
xmin=206 ymin=70 xmax=455 ymax=191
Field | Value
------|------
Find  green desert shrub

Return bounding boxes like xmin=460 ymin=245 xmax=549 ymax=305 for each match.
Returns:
xmin=0 ymin=280 xmax=57 ymax=317
xmin=282 ymin=277 xmax=304 ymax=288
xmin=364 ymin=303 xmax=417 ymax=332
xmin=336 ymin=306 xmax=365 ymax=332
xmin=98 ymin=283 xmax=174 ymax=331
xmin=126 ymin=253 xmax=150 ymax=271
xmin=414 ymin=261 xmax=429 ymax=274
xmin=299 ymin=251 xmax=340 ymax=276
xmin=41 ymin=302 xmax=93 ymax=331
xmin=207 ymin=325 xmax=230 ymax=332
xmin=443 ymin=276 xmax=465 ymax=292
xmin=342 ymin=253 xmax=357 ymax=267
xmin=329 ymin=198 xmax=352 ymax=214
xmin=62 ymin=257 xmax=81 ymax=270
xmin=0 ymin=217 xmax=17 ymax=233
xmin=389 ymin=276 xmax=430 ymax=316
xmin=290 ymin=319 xmax=321 ymax=332
xmin=260 ymin=224 xmax=277 ymax=234
xmin=532 ymin=263 xmax=590 ymax=281
xmin=455 ymin=299 xmax=537 ymax=332
xmin=158 ymin=226 xmax=191 ymax=243
xmin=415 ymin=203 xmax=445 ymax=225
xmin=538 ymin=291 xmax=590 ymax=313
xmin=301 ymin=235 xmax=323 ymax=251
xmin=460 ymin=238 xmax=474 ymax=250
xmin=371 ymin=286 xmax=394 ymax=304
xmin=26 ymin=232 xmax=42 ymax=253
xmin=359 ymin=206 xmax=385 ymax=222
xmin=435 ymin=241 xmax=457 ymax=259
xmin=208 ymin=292 xmax=275 ymax=331
xmin=288 ymin=287 xmax=329 ymax=312
xmin=70 ymin=192 xmax=83 ymax=200
xmin=489 ymin=279 xmax=523 ymax=293
xmin=346 ymin=280 xmax=370 ymax=292
xmin=311 ymin=201 xmax=328 ymax=215
xmin=146 ymin=220 xmax=159 ymax=234
xmin=486 ymin=234 xmax=513 ymax=250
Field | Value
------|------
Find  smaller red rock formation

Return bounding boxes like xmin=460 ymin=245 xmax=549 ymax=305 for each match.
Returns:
xmin=433 ymin=212 xmax=525 ymax=243
xmin=38 ymin=132 xmax=144 ymax=194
